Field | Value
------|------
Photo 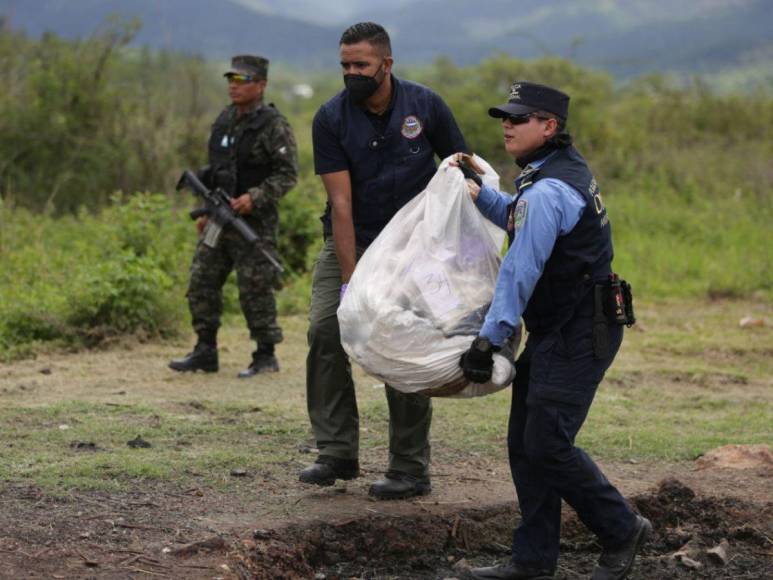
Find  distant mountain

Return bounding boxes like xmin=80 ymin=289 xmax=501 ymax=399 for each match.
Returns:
xmin=356 ymin=0 xmax=773 ymax=78
xmin=231 ymin=0 xmax=413 ymax=26
xmin=0 ymin=0 xmax=340 ymax=67
xmin=1 ymin=0 xmax=771 ymax=81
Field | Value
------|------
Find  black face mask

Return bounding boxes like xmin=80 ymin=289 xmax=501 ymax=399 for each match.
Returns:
xmin=344 ymin=63 xmax=385 ymax=104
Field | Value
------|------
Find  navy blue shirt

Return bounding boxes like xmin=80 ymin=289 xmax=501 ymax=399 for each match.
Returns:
xmin=313 ymin=76 xmax=468 ymax=246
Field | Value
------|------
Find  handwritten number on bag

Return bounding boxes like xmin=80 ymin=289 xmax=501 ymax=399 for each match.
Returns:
xmin=422 ymin=272 xmax=451 ymax=296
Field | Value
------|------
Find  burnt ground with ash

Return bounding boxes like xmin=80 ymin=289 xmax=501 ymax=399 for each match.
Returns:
xmin=234 ymin=478 xmax=772 ymax=580
xmin=1 ymin=468 xmax=770 ymax=578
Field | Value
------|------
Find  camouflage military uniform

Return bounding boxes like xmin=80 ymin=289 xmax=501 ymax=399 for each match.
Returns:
xmin=187 ymin=102 xmax=298 ymax=347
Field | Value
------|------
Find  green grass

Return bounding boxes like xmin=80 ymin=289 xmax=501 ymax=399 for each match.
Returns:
xmin=579 ymin=383 xmax=770 ymax=461
xmin=608 ymin=189 xmax=773 ymax=300
xmin=0 ymin=299 xmax=770 ymax=493
xmin=0 ymin=400 xmax=308 ymax=491
xmin=431 ymin=298 xmax=773 ymax=462
xmin=429 ymin=378 xmax=771 ymax=463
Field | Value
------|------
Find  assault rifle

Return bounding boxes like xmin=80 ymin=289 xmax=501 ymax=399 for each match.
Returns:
xmin=176 ymin=169 xmax=284 ymax=274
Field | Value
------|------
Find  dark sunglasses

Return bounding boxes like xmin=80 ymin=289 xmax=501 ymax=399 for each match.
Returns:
xmin=225 ymin=73 xmax=257 ymax=85
xmin=504 ymin=113 xmax=551 ymax=125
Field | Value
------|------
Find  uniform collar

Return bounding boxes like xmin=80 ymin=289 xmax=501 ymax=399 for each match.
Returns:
xmin=526 ymin=153 xmax=552 ymax=170
xmin=230 ymin=101 xmax=265 ymax=121
xmin=515 ymin=150 xmax=557 ymax=192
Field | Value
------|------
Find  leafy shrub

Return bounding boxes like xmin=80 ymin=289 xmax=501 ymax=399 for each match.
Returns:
xmin=65 ymin=252 xmax=177 ymax=338
xmin=278 ymin=173 xmax=325 ymax=274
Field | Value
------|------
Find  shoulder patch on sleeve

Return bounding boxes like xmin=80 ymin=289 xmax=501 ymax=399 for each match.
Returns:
xmin=513 ymin=199 xmax=528 ymax=234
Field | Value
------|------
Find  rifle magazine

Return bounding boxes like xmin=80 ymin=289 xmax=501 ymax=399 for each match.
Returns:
xmin=203 ymin=222 xmax=223 ymax=248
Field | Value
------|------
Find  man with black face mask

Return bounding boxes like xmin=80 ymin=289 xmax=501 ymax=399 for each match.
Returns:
xmin=301 ymin=22 xmax=468 ymax=499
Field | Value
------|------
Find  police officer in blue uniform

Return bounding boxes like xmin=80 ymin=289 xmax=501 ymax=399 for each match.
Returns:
xmin=459 ymin=82 xmax=651 ymax=580
xmin=300 ymin=22 xmax=468 ymax=499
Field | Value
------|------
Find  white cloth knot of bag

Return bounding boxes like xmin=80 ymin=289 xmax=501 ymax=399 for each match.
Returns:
xmin=338 ymin=154 xmax=519 ymax=398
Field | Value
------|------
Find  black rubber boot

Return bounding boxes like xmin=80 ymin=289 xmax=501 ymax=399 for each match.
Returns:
xmin=299 ymin=456 xmax=360 ymax=486
xmin=238 ymin=343 xmax=279 ymax=378
xmin=169 ymin=342 xmax=218 ymax=373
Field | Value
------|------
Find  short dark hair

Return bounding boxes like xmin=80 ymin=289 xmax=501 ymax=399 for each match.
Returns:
xmin=536 ymin=110 xmax=566 ymax=133
xmin=339 ymin=22 xmax=392 ymax=56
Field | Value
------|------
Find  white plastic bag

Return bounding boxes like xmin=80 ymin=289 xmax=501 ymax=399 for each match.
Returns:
xmin=338 ymin=154 xmax=518 ymax=398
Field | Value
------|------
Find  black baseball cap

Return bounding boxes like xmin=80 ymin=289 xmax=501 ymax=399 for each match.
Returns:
xmin=488 ymin=81 xmax=570 ymax=120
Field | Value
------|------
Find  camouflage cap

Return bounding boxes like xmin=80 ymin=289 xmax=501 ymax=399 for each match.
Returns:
xmin=224 ymin=54 xmax=269 ymax=80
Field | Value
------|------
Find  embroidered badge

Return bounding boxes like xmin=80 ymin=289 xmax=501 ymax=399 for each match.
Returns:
xmin=509 ymin=83 xmax=522 ymax=100
xmin=513 ymin=199 xmax=528 ymax=235
xmin=401 ymin=115 xmax=423 ymax=139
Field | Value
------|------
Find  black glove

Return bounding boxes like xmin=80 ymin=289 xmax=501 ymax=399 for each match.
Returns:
xmin=460 ymin=336 xmax=497 ymax=383
xmin=459 ymin=159 xmax=483 ymax=186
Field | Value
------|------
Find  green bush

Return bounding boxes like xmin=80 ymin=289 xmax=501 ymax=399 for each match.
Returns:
xmin=65 ymin=252 xmax=177 ymax=338
xmin=0 ymin=188 xmax=324 ymax=357
xmin=278 ymin=173 xmax=326 ymax=274
xmin=0 ymin=24 xmax=219 ymax=213
xmin=0 ymin=194 xmax=191 ymax=358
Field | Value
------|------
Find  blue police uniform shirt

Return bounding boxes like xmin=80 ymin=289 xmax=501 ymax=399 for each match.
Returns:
xmin=313 ymin=75 xmax=468 ymax=246
xmin=475 ymin=154 xmax=587 ymax=346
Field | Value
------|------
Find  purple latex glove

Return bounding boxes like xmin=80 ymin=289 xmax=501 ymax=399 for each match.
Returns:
xmin=339 ymin=282 xmax=349 ymax=303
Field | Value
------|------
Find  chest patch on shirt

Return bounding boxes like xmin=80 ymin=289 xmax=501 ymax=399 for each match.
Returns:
xmin=508 ymin=199 xmax=528 ymax=234
xmin=401 ymin=115 xmax=423 ymax=139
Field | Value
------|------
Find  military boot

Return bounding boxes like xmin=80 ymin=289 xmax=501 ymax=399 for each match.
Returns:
xmin=468 ymin=561 xmax=555 ymax=579
xmin=299 ymin=456 xmax=360 ymax=486
xmin=169 ymin=342 xmax=218 ymax=373
xmin=592 ymin=516 xmax=652 ymax=580
xmin=369 ymin=471 xmax=431 ymax=500
xmin=238 ymin=343 xmax=279 ymax=378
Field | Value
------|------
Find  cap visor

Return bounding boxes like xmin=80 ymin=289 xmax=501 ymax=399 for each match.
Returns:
xmin=223 ymin=66 xmax=251 ymax=77
xmin=488 ymin=103 xmax=539 ymax=118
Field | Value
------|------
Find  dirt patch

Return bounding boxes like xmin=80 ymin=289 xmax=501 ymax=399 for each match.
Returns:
xmin=0 ymin=483 xmax=235 ymax=579
xmin=233 ymin=479 xmax=772 ymax=579
xmin=630 ymin=478 xmax=772 ymax=579
xmin=695 ymin=444 xmax=773 ymax=470
xmin=230 ymin=504 xmax=518 ymax=579
xmin=0 ymin=465 xmax=770 ymax=579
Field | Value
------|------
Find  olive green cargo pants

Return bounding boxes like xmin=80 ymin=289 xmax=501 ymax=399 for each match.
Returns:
xmin=305 ymin=239 xmax=432 ymax=477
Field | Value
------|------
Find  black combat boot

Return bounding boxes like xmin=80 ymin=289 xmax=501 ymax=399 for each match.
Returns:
xmin=299 ymin=456 xmax=360 ymax=486
xmin=468 ymin=561 xmax=555 ymax=579
xmin=368 ymin=471 xmax=431 ymax=500
xmin=169 ymin=342 xmax=218 ymax=373
xmin=238 ymin=343 xmax=279 ymax=378
xmin=592 ymin=515 xmax=652 ymax=580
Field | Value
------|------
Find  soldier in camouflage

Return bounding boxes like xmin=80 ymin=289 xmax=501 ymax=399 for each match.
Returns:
xmin=170 ymin=55 xmax=298 ymax=378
